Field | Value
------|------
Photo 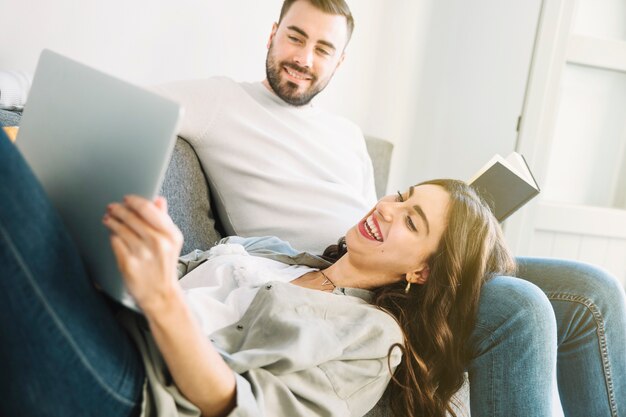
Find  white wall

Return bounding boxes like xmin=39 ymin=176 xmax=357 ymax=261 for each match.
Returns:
xmin=0 ymin=0 xmax=541 ymax=195
xmin=403 ymin=0 xmax=542 ymax=186
xmin=0 ymin=0 xmax=281 ymax=84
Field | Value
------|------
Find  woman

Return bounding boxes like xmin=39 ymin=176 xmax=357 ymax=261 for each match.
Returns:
xmin=0 ymin=128 xmax=512 ymax=417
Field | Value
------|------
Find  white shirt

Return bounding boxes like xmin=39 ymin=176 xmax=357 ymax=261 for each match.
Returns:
xmin=154 ymin=77 xmax=377 ymax=254
xmin=180 ymin=243 xmax=316 ymax=335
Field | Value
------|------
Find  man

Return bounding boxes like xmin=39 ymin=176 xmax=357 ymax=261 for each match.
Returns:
xmin=155 ymin=0 xmax=374 ymax=256
xmin=156 ymin=1 xmax=626 ymax=416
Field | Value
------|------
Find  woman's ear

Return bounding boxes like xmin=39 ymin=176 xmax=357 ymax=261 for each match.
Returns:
xmin=407 ymin=264 xmax=430 ymax=285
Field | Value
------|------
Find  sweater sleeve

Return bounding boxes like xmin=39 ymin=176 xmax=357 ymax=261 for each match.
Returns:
xmin=150 ymin=77 xmax=226 ymax=146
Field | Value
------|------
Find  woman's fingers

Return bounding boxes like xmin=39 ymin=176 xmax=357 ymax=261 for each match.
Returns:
xmin=109 ymin=232 xmax=133 ymax=274
xmin=104 ymin=195 xmax=183 ymax=257
xmin=154 ymin=195 xmax=168 ymax=213
xmin=123 ymin=195 xmax=174 ymax=234
xmin=122 ymin=195 xmax=184 ymax=252
xmin=102 ymin=196 xmax=182 ymax=309
xmin=103 ymin=212 xmax=146 ymax=254
xmin=106 ymin=202 xmax=150 ymax=241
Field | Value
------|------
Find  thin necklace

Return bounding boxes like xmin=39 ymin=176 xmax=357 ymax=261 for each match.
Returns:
xmin=319 ymin=269 xmax=336 ymax=290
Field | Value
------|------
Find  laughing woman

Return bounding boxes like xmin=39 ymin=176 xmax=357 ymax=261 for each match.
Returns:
xmin=0 ymin=127 xmax=512 ymax=417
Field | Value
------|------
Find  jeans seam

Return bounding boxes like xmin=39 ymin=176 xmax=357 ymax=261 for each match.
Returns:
xmin=472 ymin=322 xmax=497 ymax=417
xmin=0 ymin=222 xmax=137 ymax=407
xmin=547 ymin=292 xmax=618 ymax=417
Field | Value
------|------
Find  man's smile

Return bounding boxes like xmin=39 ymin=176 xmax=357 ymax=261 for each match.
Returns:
xmin=283 ymin=65 xmax=313 ymax=82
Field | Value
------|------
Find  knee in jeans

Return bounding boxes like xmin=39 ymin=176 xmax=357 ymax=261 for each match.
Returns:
xmin=479 ymin=276 xmax=557 ymax=340
xmin=580 ymin=264 xmax=625 ymax=306
xmin=517 ymin=257 xmax=625 ymax=308
xmin=553 ymin=260 xmax=626 ymax=313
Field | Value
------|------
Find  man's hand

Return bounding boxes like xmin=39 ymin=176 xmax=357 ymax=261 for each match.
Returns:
xmin=103 ymin=195 xmax=183 ymax=313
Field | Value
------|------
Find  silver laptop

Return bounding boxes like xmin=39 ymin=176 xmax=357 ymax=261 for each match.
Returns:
xmin=16 ymin=49 xmax=184 ymax=311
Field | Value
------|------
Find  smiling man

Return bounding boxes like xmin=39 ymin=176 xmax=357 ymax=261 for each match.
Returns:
xmin=264 ymin=0 xmax=349 ymax=105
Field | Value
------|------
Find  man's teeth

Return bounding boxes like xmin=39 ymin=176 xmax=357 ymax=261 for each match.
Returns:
xmin=365 ymin=216 xmax=382 ymax=242
xmin=285 ymin=67 xmax=309 ymax=80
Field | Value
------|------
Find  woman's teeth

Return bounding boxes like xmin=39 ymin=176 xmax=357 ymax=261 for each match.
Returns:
xmin=365 ymin=215 xmax=382 ymax=242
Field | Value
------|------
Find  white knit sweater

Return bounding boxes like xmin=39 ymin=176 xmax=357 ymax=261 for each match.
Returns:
xmin=154 ymin=77 xmax=376 ymax=254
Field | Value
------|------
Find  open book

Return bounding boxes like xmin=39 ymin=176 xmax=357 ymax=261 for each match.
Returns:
xmin=468 ymin=152 xmax=540 ymax=222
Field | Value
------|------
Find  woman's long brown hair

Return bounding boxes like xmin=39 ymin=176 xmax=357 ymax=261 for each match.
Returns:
xmin=323 ymin=179 xmax=516 ymax=417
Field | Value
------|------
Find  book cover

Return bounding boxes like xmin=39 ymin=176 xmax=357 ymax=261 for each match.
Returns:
xmin=469 ymin=152 xmax=540 ymax=222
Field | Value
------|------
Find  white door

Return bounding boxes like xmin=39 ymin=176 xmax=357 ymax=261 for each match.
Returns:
xmin=506 ymin=0 xmax=626 ymax=288
xmin=404 ymin=0 xmax=543 ymax=182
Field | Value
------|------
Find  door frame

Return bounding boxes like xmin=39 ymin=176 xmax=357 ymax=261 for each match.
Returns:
xmin=504 ymin=0 xmax=578 ymax=254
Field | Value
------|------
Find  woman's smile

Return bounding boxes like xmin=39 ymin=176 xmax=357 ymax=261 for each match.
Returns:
xmin=358 ymin=214 xmax=383 ymax=242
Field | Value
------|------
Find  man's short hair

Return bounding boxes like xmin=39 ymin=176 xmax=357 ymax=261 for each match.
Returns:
xmin=278 ymin=0 xmax=355 ymax=43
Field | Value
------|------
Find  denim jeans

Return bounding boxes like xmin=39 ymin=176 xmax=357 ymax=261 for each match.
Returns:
xmin=468 ymin=257 xmax=626 ymax=417
xmin=1 ymin=129 xmax=625 ymax=417
xmin=0 ymin=131 xmax=145 ymax=416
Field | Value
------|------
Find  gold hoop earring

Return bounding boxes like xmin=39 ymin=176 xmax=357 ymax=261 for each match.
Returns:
xmin=404 ymin=281 xmax=411 ymax=294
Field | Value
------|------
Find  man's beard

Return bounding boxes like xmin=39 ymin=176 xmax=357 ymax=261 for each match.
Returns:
xmin=265 ymin=46 xmax=330 ymax=106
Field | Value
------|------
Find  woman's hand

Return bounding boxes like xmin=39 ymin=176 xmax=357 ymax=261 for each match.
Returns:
xmin=104 ymin=195 xmax=236 ymax=416
xmin=102 ymin=195 xmax=184 ymax=313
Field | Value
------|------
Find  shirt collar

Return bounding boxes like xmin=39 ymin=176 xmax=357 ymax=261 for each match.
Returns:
xmin=333 ymin=287 xmax=374 ymax=303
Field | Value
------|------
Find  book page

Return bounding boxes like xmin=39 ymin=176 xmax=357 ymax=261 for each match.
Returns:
xmin=468 ymin=152 xmax=540 ymax=221
xmin=468 ymin=154 xmax=506 ymax=183
xmin=505 ymin=152 xmax=536 ymax=186
xmin=469 ymin=152 xmax=539 ymax=190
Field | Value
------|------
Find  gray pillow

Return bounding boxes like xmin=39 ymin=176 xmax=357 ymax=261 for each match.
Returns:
xmin=159 ymin=137 xmax=222 ymax=253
